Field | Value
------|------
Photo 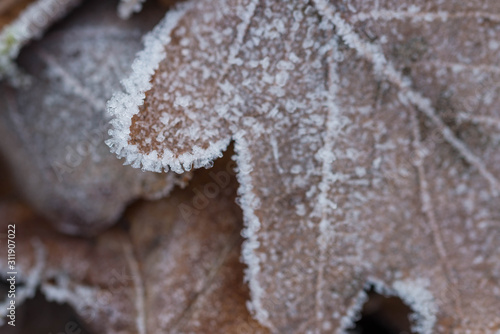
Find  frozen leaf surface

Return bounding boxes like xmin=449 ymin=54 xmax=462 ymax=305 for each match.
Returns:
xmin=0 ymin=0 xmax=181 ymax=235
xmin=107 ymin=0 xmax=500 ymax=332
xmin=0 ymin=0 xmax=82 ymax=81
xmin=0 ymin=156 xmax=268 ymax=334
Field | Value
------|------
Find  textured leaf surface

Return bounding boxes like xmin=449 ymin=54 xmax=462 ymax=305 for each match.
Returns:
xmin=0 ymin=155 xmax=267 ymax=333
xmin=0 ymin=0 xmax=180 ymax=235
xmin=0 ymin=0 xmax=82 ymax=81
xmin=108 ymin=0 xmax=500 ymax=332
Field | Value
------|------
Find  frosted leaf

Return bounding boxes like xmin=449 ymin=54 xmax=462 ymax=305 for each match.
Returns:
xmin=0 ymin=0 xmax=182 ymax=235
xmin=118 ymin=0 xmax=147 ymax=19
xmin=109 ymin=0 xmax=500 ymax=332
xmin=0 ymin=200 xmax=140 ymax=332
xmin=0 ymin=0 xmax=82 ymax=82
xmin=0 ymin=157 xmax=269 ymax=333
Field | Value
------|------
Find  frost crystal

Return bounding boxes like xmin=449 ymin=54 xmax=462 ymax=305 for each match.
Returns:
xmin=118 ymin=0 xmax=147 ymax=20
xmin=393 ymin=279 xmax=437 ymax=334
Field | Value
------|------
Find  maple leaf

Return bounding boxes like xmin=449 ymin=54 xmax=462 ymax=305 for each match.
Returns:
xmin=0 ymin=155 xmax=268 ymax=334
xmin=0 ymin=0 xmax=183 ymax=235
xmin=107 ymin=0 xmax=500 ymax=333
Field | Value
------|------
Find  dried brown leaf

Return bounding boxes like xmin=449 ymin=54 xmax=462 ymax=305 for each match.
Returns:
xmin=0 ymin=156 xmax=268 ymax=333
xmin=107 ymin=0 xmax=500 ymax=332
xmin=0 ymin=0 xmax=181 ymax=235
xmin=0 ymin=0 xmax=36 ymax=29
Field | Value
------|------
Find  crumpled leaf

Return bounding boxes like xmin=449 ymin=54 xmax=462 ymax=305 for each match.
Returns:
xmin=107 ymin=0 xmax=500 ymax=332
xmin=0 ymin=155 xmax=268 ymax=333
xmin=0 ymin=0 xmax=82 ymax=81
xmin=0 ymin=0 xmax=182 ymax=235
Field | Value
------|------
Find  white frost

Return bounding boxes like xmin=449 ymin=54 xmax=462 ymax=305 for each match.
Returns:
xmin=0 ymin=0 xmax=81 ymax=82
xmin=106 ymin=1 xmax=231 ymax=173
xmin=118 ymin=0 xmax=147 ymax=20
xmin=235 ymin=133 xmax=277 ymax=331
xmin=392 ymin=279 xmax=438 ymax=334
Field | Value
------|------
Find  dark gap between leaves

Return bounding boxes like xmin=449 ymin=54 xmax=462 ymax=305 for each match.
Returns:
xmin=348 ymin=286 xmax=413 ymax=334
xmin=0 ymin=289 xmax=93 ymax=334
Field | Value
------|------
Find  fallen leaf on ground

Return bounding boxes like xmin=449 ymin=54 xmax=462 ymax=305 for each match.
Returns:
xmin=0 ymin=0 xmax=36 ymax=29
xmin=0 ymin=0 xmax=82 ymax=81
xmin=107 ymin=0 xmax=500 ymax=332
xmin=0 ymin=0 xmax=181 ymax=235
xmin=0 ymin=154 xmax=266 ymax=333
